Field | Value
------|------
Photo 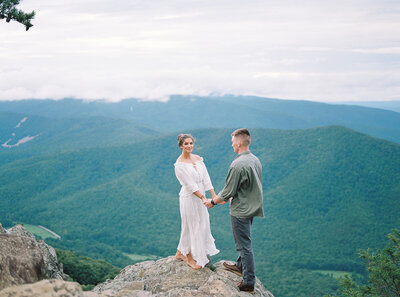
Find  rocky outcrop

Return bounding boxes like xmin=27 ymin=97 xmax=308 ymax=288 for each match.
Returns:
xmin=0 ymin=255 xmax=274 ymax=297
xmin=0 ymin=234 xmax=47 ymax=290
xmin=0 ymin=223 xmax=274 ymax=297
xmin=93 ymin=256 xmax=274 ymax=297
xmin=0 ymin=224 xmax=69 ymax=291
xmin=0 ymin=223 xmax=7 ymax=234
xmin=7 ymin=224 xmax=36 ymax=239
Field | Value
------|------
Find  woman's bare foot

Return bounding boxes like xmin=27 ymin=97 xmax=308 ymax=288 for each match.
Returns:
xmin=175 ymin=250 xmax=187 ymax=262
xmin=186 ymin=252 xmax=201 ymax=269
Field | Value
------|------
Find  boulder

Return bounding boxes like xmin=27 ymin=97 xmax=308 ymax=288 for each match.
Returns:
xmin=0 ymin=223 xmax=6 ymax=234
xmin=0 ymin=224 xmax=69 ymax=291
xmin=37 ymin=239 xmax=69 ymax=280
xmin=0 ymin=234 xmax=47 ymax=290
xmin=0 ymin=279 xmax=83 ymax=297
xmin=7 ymin=224 xmax=36 ymax=239
xmin=0 ymin=279 xmax=125 ymax=297
xmin=94 ymin=256 xmax=274 ymax=297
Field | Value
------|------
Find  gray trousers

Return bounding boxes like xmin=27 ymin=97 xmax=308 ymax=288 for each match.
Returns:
xmin=230 ymin=215 xmax=255 ymax=286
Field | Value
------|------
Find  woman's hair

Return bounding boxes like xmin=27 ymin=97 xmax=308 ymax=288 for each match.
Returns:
xmin=177 ymin=134 xmax=195 ymax=147
xmin=232 ymin=128 xmax=251 ymax=146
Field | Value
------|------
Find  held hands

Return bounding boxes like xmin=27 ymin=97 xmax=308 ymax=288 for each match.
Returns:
xmin=203 ymin=195 xmax=231 ymax=208
xmin=203 ymin=198 xmax=214 ymax=209
xmin=201 ymin=196 xmax=213 ymax=208
xmin=202 ymin=195 xmax=231 ymax=208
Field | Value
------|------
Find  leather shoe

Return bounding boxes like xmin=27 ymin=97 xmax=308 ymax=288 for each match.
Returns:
xmin=237 ymin=280 xmax=254 ymax=293
xmin=223 ymin=262 xmax=242 ymax=276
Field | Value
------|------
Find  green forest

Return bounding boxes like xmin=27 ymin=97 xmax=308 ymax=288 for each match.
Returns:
xmin=1 ymin=95 xmax=400 ymax=143
xmin=1 ymin=125 xmax=399 ymax=297
xmin=55 ymin=249 xmax=120 ymax=291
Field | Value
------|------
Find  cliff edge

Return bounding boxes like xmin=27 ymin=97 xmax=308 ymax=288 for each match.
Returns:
xmin=0 ymin=222 xmax=274 ymax=296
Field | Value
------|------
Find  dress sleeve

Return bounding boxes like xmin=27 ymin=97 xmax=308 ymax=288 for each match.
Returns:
xmin=201 ymin=161 xmax=213 ymax=191
xmin=175 ymin=164 xmax=200 ymax=193
xmin=217 ymin=165 xmax=242 ymax=201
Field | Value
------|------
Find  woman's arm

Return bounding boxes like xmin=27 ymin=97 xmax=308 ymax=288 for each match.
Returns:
xmin=208 ymin=188 xmax=216 ymax=198
xmin=193 ymin=190 xmax=207 ymax=203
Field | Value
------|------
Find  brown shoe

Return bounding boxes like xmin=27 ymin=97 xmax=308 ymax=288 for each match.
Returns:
xmin=223 ymin=262 xmax=243 ymax=276
xmin=237 ymin=280 xmax=254 ymax=293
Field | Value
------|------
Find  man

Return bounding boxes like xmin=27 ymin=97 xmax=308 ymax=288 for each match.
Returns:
xmin=204 ymin=128 xmax=264 ymax=293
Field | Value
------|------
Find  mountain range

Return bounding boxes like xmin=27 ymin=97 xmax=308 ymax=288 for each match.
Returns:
xmin=338 ymin=100 xmax=400 ymax=113
xmin=0 ymin=96 xmax=399 ymax=297
xmin=0 ymin=95 xmax=400 ymax=144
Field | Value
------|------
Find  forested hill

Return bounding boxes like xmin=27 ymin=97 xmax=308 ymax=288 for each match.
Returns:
xmin=0 ymin=111 xmax=158 ymax=154
xmin=0 ymin=96 xmax=400 ymax=143
xmin=1 ymin=126 xmax=399 ymax=297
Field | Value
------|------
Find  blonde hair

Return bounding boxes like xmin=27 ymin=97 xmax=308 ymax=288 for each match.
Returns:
xmin=177 ymin=134 xmax=195 ymax=147
xmin=232 ymin=128 xmax=251 ymax=146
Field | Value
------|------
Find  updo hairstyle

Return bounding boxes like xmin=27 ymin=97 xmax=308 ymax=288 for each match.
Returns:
xmin=177 ymin=134 xmax=195 ymax=147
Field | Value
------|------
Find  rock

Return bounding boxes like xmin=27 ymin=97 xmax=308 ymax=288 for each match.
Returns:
xmin=0 ymin=224 xmax=69 ymax=291
xmin=0 ymin=279 xmax=120 ymax=297
xmin=7 ymin=224 xmax=36 ymax=239
xmin=0 ymin=234 xmax=47 ymax=290
xmin=0 ymin=279 xmax=83 ymax=297
xmin=0 ymin=221 xmax=273 ymax=296
xmin=37 ymin=239 xmax=69 ymax=280
xmin=84 ymin=290 xmax=116 ymax=297
xmin=0 ymin=254 xmax=274 ymax=297
xmin=93 ymin=256 xmax=274 ymax=297
xmin=0 ymin=223 xmax=6 ymax=234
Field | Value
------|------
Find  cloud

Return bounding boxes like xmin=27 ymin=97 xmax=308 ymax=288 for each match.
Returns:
xmin=352 ymin=47 xmax=400 ymax=54
xmin=0 ymin=0 xmax=399 ymax=102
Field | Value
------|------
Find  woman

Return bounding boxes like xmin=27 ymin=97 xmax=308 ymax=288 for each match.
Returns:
xmin=174 ymin=134 xmax=219 ymax=269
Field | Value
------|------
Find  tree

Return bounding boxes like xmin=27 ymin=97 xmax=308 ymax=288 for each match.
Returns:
xmin=0 ymin=0 xmax=35 ymax=31
xmin=329 ymin=229 xmax=400 ymax=297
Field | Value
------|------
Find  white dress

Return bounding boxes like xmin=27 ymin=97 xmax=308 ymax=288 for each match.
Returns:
xmin=174 ymin=158 xmax=220 ymax=267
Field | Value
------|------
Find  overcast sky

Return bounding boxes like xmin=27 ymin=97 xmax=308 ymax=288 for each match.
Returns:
xmin=1 ymin=0 xmax=399 ymax=102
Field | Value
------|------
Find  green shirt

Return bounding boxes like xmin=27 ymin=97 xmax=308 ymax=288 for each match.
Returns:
xmin=218 ymin=150 xmax=264 ymax=218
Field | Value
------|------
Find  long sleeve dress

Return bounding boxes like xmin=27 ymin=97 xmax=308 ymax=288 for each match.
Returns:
xmin=174 ymin=157 xmax=219 ymax=267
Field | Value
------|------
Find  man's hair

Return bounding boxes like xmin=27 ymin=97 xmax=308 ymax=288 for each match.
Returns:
xmin=232 ymin=128 xmax=251 ymax=146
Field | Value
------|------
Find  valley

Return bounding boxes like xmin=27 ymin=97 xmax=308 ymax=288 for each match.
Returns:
xmin=1 ymin=97 xmax=399 ymax=297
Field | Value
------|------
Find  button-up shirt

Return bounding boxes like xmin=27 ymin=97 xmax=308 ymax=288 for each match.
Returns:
xmin=218 ymin=150 xmax=264 ymax=218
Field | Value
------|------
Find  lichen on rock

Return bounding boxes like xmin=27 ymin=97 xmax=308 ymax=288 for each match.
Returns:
xmin=93 ymin=256 xmax=274 ymax=297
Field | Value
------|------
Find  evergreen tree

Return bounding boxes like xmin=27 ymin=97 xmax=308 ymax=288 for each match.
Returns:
xmin=0 ymin=0 xmax=35 ymax=31
xmin=330 ymin=230 xmax=400 ymax=297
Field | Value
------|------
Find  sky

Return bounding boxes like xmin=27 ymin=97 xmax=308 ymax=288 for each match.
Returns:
xmin=1 ymin=0 xmax=400 ymax=102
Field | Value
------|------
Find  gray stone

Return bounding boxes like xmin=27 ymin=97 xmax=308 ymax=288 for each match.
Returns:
xmin=0 ymin=224 xmax=69 ymax=291
xmin=1 ymin=222 xmax=273 ymax=297
xmin=7 ymin=224 xmax=36 ymax=239
xmin=37 ymin=239 xmax=69 ymax=280
xmin=94 ymin=256 xmax=274 ymax=297
xmin=0 ymin=234 xmax=47 ymax=290
xmin=0 ymin=223 xmax=6 ymax=234
xmin=0 ymin=279 xmax=83 ymax=297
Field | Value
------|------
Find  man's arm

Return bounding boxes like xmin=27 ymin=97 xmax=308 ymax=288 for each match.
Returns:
xmin=204 ymin=166 xmax=241 ymax=208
